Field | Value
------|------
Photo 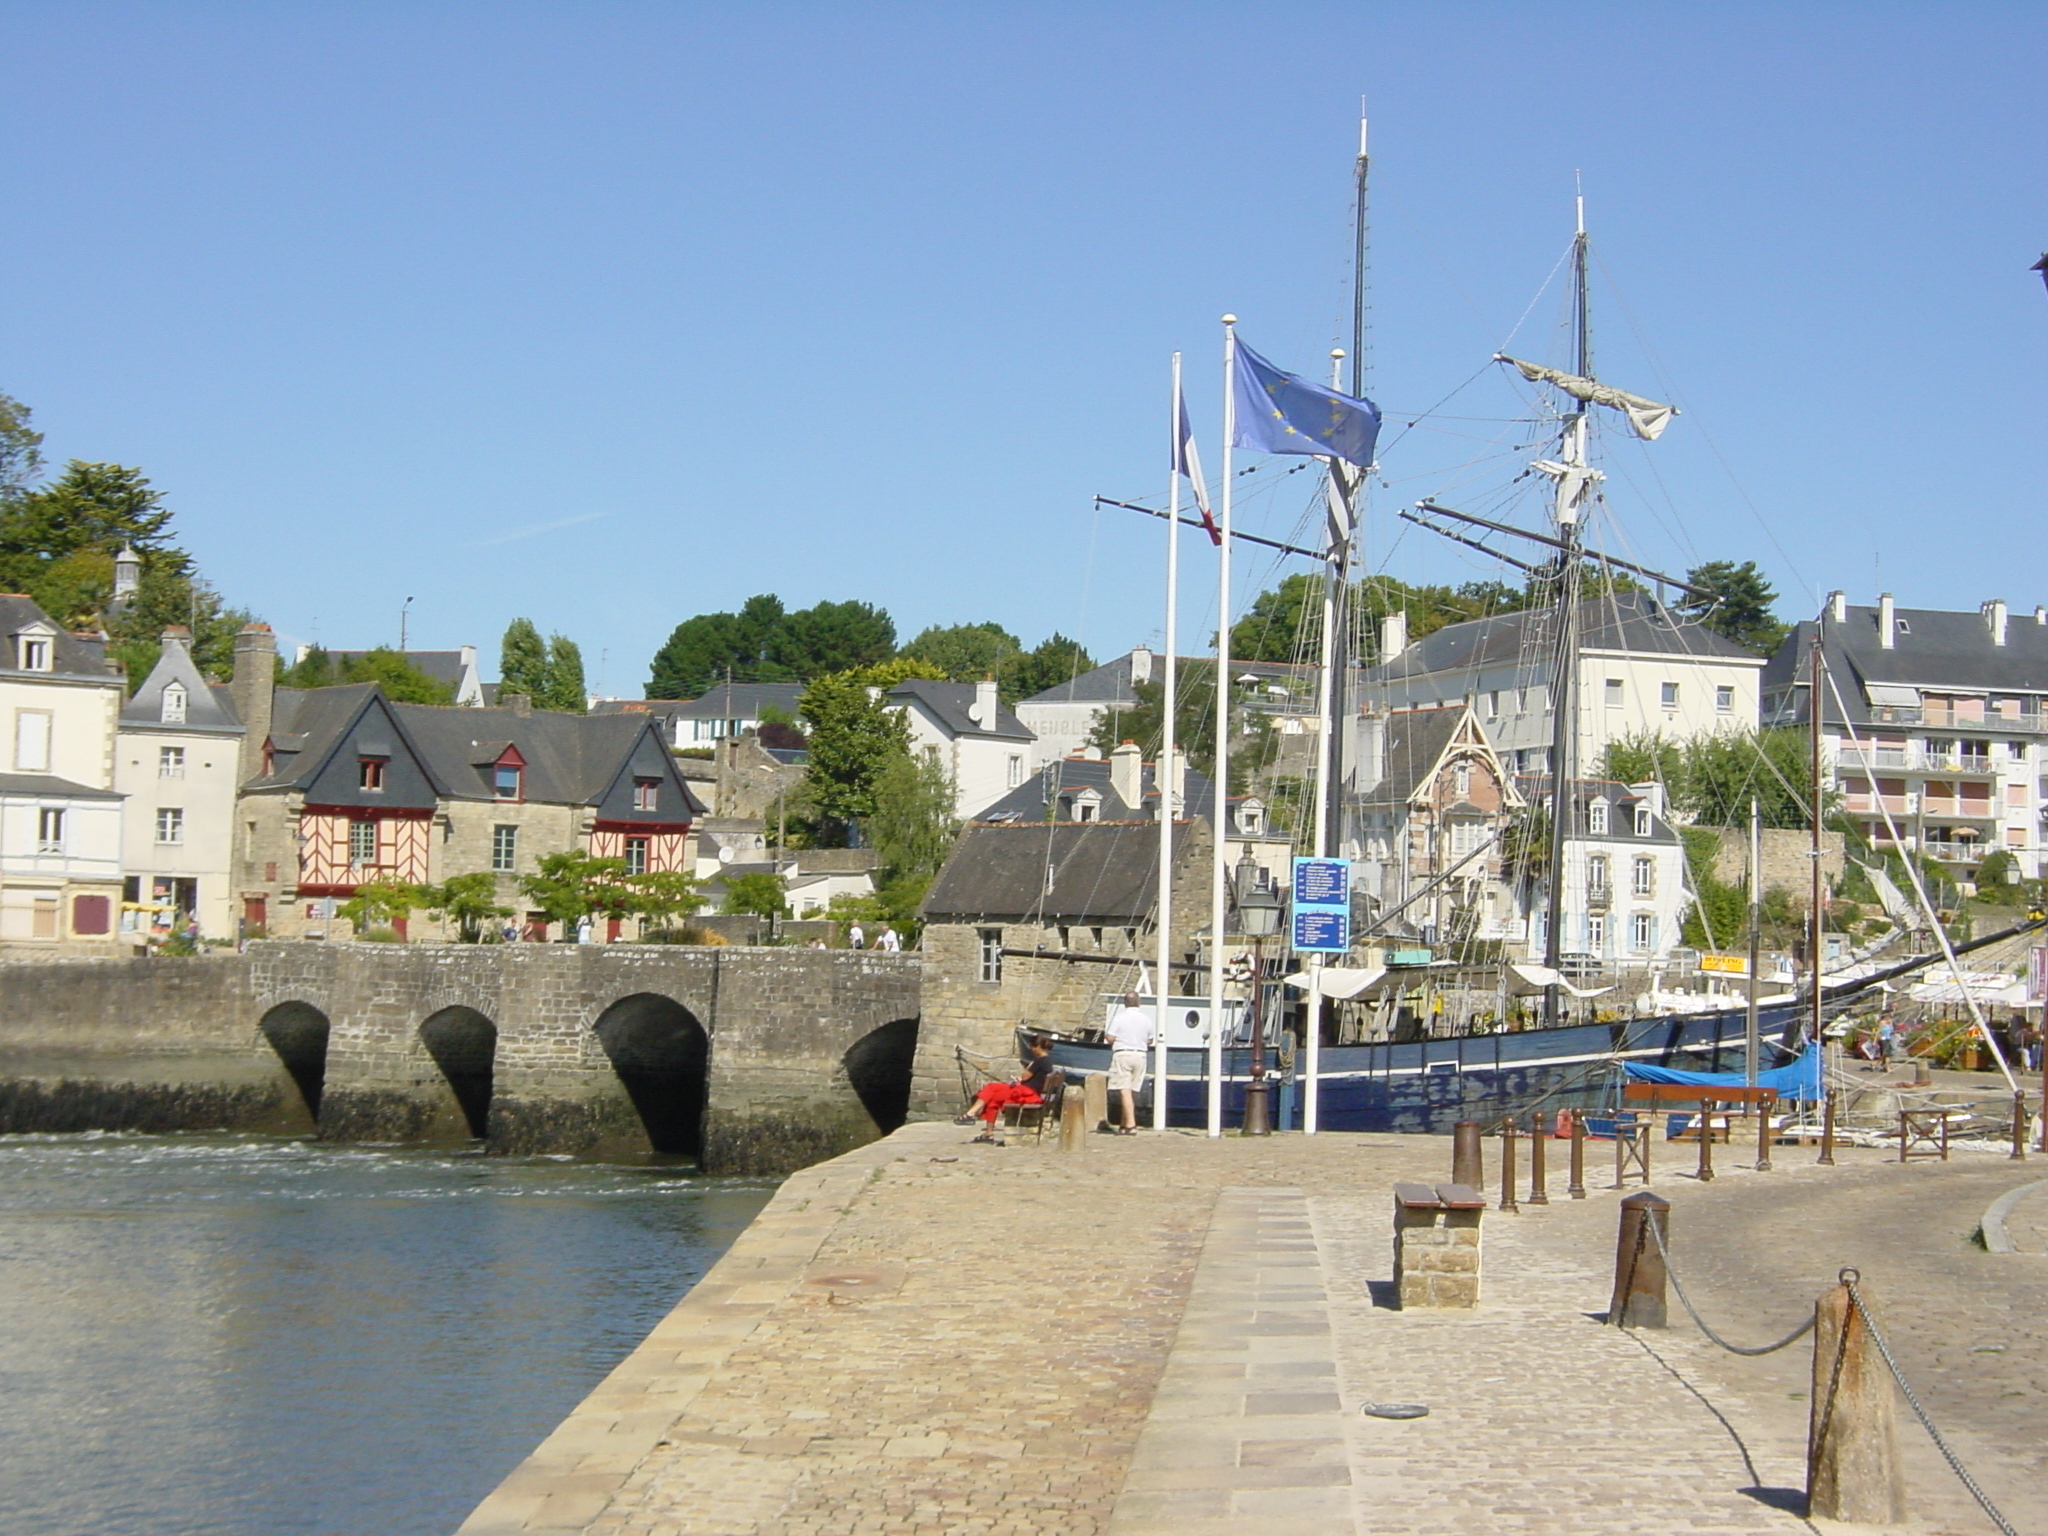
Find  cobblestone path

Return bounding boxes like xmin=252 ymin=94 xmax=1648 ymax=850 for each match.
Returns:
xmin=459 ymin=1123 xmax=2046 ymax=1536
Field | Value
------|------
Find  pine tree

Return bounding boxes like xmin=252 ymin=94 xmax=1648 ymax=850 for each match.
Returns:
xmin=540 ymin=634 xmax=587 ymax=713
xmin=500 ymin=617 xmax=548 ymax=701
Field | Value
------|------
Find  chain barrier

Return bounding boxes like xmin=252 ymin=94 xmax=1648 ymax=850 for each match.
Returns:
xmin=1842 ymin=1269 xmax=2020 ymax=1536
xmin=1645 ymin=1214 xmax=1815 ymax=1356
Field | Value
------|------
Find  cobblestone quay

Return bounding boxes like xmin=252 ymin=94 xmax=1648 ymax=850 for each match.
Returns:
xmin=459 ymin=1123 xmax=2048 ymax=1536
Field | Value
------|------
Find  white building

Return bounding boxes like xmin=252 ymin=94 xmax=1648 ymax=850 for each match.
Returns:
xmin=115 ymin=626 xmax=244 ymax=939
xmin=1360 ymin=591 xmax=1764 ymax=779
xmin=1521 ymin=778 xmax=1691 ymax=968
xmin=885 ymin=678 xmax=1037 ymax=820
xmin=0 ymin=596 xmax=127 ymax=951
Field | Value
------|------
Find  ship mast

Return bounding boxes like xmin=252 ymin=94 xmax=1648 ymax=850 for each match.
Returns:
xmin=1540 ymin=199 xmax=1592 ymax=1025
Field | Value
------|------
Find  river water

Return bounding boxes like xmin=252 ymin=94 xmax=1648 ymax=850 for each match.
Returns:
xmin=0 ymin=1133 xmax=774 ymax=1536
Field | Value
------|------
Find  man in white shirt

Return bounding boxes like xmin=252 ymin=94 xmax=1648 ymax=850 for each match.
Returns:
xmin=1104 ymin=992 xmax=1155 ymax=1135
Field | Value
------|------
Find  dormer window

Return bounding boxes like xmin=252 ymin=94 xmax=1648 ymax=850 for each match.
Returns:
xmin=1588 ymin=799 xmax=1610 ymax=835
xmin=17 ymin=633 xmax=51 ymax=672
xmin=1237 ymin=800 xmax=1266 ymax=835
xmin=633 ymin=777 xmax=659 ymax=812
xmin=494 ymin=762 xmax=522 ymax=800
xmin=359 ymin=756 xmax=387 ymax=791
xmin=1453 ymin=762 xmax=1472 ymax=797
xmin=1633 ymin=806 xmax=1652 ymax=837
xmin=161 ymin=683 xmax=187 ymax=723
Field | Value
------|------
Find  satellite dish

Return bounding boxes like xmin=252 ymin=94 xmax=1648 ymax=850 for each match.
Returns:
xmin=717 ymin=846 xmax=735 ymax=864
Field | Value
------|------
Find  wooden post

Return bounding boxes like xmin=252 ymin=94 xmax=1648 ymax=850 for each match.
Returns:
xmin=1608 ymin=1191 xmax=1669 ymax=1329
xmin=1452 ymin=1119 xmax=1483 ymax=1189
xmin=1818 ymin=1088 xmax=1836 ymax=1166
xmin=1567 ymin=1109 xmax=1587 ymax=1198
xmin=1498 ymin=1120 xmax=1519 ymax=1213
xmin=1059 ymin=1078 xmax=1088 ymax=1154
xmin=1756 ymin=1095 xmax=1774 ymax=1173
xmin=1695 ymin=1098 xmax=1716 ymax=1182
xmin=1528 ymin=1110 xmax=1549 ymax=1204
xmin=1807 ymin=1271 xmax=1905 ymax=1524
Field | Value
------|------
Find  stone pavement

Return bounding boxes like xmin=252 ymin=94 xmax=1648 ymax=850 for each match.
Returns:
xmin=457 ymin=1121 xmax=2048 ymax=1536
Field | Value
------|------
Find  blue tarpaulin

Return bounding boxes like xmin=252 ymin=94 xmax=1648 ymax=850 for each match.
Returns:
xmin=1624 ymin=1048 xmax=1824 ymax=1103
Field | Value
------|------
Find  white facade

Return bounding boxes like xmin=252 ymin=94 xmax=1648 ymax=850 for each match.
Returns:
xmin=1524 ymin=783 xmax=1691 ymax=967
xmin=888 ymin=678 xmax=1036 ymax=820
xmin=116 ymin=631 xmax=243 ymax=939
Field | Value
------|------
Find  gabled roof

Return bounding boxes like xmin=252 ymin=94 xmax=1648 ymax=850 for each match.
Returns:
xmin=1513 ymin=774 xmax=1680 ymax=843
xmin=663 ymin=683 xmax=808 ymax=720
xmin=1359 ymin=706 xmax=1472 ymax=807
xmin=0 ymin=594 xmax=119 ymax=682
xmin=121 ymin=632 xmax=243 ymax=734
xmin=1364 ymin=590 xmax=1756 ymax=688
xmin=923 ymin=820 xmax=1194 ymax=923
xmin=0 ymin=771 xmax=123 ymax=800
xmin=321 ymin=648 xmax=479 ymax=697
xmin=886 ymin=678 xmax=1033 ymax=742
xmin=1764 ymin=604 xmax=2048 ymax=727
xmin=971 ymin=754 xmax=1218 ymax=825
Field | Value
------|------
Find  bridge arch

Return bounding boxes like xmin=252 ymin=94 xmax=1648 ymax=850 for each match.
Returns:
xmin=592 ymin=993 xmax=709 ymax=1156
xmin=419 ymin=1006 xmax=499 ymax=1140
xmin=257 ymin=1001 xmax=332 ymax=1124
xmin=841 ymin=1017 xmax=920 ymax=1133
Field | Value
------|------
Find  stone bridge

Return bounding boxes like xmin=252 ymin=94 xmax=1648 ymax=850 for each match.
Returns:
xmin=0 ymin=942 xmax=921 ymax=1175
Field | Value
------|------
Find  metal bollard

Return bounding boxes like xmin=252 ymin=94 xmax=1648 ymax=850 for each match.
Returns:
xmin=1756 ymin=1099 xmax=1773 ymax=1173
xmin=1818 ymin=1088 xmax=1837 ymax=1166
xmin=1498 ymin=1119 xmax=1519 ymax=1213
xmin=1695 ymin=1098 xmax=1716 ymax=1183
xmin=1807 ymin=1269 xmax=1905 ymax=1524
xmin=1451 ymin=1119 xmax=1483 ymax=1190
xmin=1567 ymin=1109 xmax=1587 ymax=1199
xmin=2011 ymin=1091 xmax=2028 ymax=1162
xmin=1528 ymin=1110 xmax=1549 ymax=1204
xmin=1608 ymin=1190 xmax=1670 ymax=1328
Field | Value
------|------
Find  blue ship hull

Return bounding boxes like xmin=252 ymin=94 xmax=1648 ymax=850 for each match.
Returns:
xmin=1038 ymin=1004 xmax=1804 ymax=1135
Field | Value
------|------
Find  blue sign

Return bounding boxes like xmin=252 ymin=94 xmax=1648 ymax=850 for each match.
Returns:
xmin=1293 ymin=857 xmax=1349 ymax=906
xmin=1293 ymin=908 xmax=1349 ymax=953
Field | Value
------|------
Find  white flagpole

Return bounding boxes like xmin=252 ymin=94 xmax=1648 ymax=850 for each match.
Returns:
xmin=1209 ymin=317 xmax=1237 ymax=1138
xmin=1154 ymin=356 xmax=1183 ymax=1132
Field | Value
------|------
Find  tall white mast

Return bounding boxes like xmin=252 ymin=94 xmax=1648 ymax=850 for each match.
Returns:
xmin=1154 ymin=357 xmax=1184 ymax=1130
xmin=1209 ymin=317 xmax=1238 ymax=1137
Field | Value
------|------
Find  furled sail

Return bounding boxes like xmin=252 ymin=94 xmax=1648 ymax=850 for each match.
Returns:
xmin=1496 ymin=355 xmax=1678 ymax=441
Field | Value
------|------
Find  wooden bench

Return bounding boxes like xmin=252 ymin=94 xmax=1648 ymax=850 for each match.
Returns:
xmin=1622 ymin=1082 xmax=1779 ymax=1179
xmin=1000 ymin=1069 xmax=1066 ymax=1144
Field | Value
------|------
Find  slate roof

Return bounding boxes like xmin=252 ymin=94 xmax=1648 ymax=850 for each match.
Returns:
xmin=0 ymin=595 xmax=119 ymax=681
xmin=0 ymin=771 xmax=122 ymax=800
xmin=667 ymin=683 xmax=808 ymax=720
xmin=1513 ymin=775 xmax=1679 ymax=843
xmin=971 ymin=755 xmax=1218 ymax=825
xmin=1363 ymin=590 xmax=1755 ymax=689
xmin=1763 ymin=604 xmax=2048 ymax=727
xmin=1018 ymin=650 xmax=1319 ymax=708
xmin=250 ymin=687 xmax=707 ymax=814
xmin=121 ymin=633 xmax=243 ymax=734
xmin=1358 ymin=706 xmax=1468 ymax=807
xmin=922 ymin=821 xmax=1193 ymax=923
xmin=887 ymin=678 xmax=1033 ymax=741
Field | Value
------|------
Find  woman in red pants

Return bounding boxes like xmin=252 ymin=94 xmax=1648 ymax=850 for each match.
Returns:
xmin=956 ymin=1036 xmax=1054 ymax=1141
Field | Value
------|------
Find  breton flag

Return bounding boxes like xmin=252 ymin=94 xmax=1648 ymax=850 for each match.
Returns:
xmin=1230 ymin=340 xmax=1381 ymax=469
xmin=1173 ymin=380 xmax=1221 ymax=545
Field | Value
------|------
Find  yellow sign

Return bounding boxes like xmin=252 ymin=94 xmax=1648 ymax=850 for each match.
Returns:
xmin=1699 ymin=953 xmax=1750 ymax=975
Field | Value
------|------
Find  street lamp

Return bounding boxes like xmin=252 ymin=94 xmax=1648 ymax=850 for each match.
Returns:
xmin=1235 ymin=848 xmax=1284 ymax=1135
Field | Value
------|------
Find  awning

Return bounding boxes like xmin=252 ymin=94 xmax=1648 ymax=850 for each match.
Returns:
xmin=1507 ymin=962 xmax=1611 ymax=1000
xmin=1865 ymin=684 xmax=1921 ymax=708
xmin=1282 ymin=965 xmax=1387 ymax=1000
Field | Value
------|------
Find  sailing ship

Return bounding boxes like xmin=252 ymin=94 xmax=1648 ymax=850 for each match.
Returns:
xmin=1036 ymin=132 xmax=2043 ymax=1133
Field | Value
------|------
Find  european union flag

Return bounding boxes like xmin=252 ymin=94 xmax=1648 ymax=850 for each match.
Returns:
xmin=1231 ymin=341 xmax=1381 ymax=468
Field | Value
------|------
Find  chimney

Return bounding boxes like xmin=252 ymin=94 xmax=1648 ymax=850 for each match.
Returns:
xmin=1984 ymin=599 xmax=2009 ymax=646
xmin=1877 ymin=592 xmax=1896 ymax=650
xmin=1356 ymin=709 xmax=1388 ymax=795
xmin=1380 ymin=611 xmax=1408 ymax=662
xmin=1128 ymin=645 xmax=1152 ymax=687
xmin=1163 ymin=745 xmax=1187 ymax=819
xmin=1826 ymin=590 xmax=1846 ymax=623
xmin=504 ymin=692 xmax=533 ymax=716
xmin=231 ymin=623 xmax=276 ymax=782
xmin=973 ymin=676 xmax=999 ymax=728
xmin=1109 ymin=738 xmax=1143 ymax=810
xmin=1629 ymin=780 xmax=1666 ymax=819
xmin=2036 ymin=606 xmax=2047 ymax=626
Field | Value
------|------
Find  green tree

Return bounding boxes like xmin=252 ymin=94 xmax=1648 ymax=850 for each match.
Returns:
xmin=338 ymin=878 xmax=435 ymax=935
xmin=539 ymin=634 xmax=587 ymax=712
xmin=1679 ymin=728 xmax=1820 ymax=829
xmin=426 ymin=872 xmax=513 ymax=942
xmin=798 ymin=667 xmax=915 ymax=835
xmin=1087 ymin=660 xmax=1221 ymax=776
xmin=519 ymin=851 xmax=637 ymax=934
xmin=0 ymin=390 xmax=44 ymax=504
xmin=868 ymin=746 xmax=959 ymax=886
xmin=0 ymin=461 xmax=186 ymax=591
xmin=342 ymin=647 xmax=456 ymax=704
xmin=720 ymin=870 xmax=790 ymax=919
xmin=1680 ymin=560 xmax=1786 ymax=657
xmin=999 ymin=632 xmax=1094 ymax=704
xmin=624 ymin=869 xmax=706 ymax=931
xmin=901 ymin=621 xmax=1021 ymax=682
xmin=499 ymin=617 xmax=548 ymax=700
xmin=278 ymin=644 xmax=337 ymax=689
xmin=1596 ymin=731 xmax=1686 ymax=791
xmin=648 ymin=609 xmax=741 ymax=698
xmin=773 ymin=599 xmax=896 ymax=678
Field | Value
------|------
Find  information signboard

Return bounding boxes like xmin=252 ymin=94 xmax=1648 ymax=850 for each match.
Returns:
xmin=1291 ymin=856 xmax=1351 ymax=954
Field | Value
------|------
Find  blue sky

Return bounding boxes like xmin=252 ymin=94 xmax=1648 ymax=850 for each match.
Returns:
xmin=3 ymin=2 xmax=2043 ymax=695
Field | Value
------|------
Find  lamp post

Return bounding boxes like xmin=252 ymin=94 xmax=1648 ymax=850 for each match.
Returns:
xmin=1236 ymin=849 xmax=1284 ymax=1135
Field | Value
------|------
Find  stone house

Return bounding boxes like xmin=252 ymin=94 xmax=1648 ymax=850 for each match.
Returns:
xmin=0 ymin=595 xmax=126 ymax=951
xmin=229 ymin=628 xmax=705 ymax=939
xmin=909 ymin=818 xmax=1213 ymax=1115
xmin=114 ymin=626 xmax=244 ymax=939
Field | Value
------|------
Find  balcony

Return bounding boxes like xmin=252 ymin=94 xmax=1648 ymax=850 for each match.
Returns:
xmin=1586 ymin=886 xmax=1612 ymax=912
xmin=1837 ymin=746 xmax=2002 ymax=775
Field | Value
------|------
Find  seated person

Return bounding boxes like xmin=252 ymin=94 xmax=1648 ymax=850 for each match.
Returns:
xmin=956 ymin=1036 xmax=1055 ymax=1134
